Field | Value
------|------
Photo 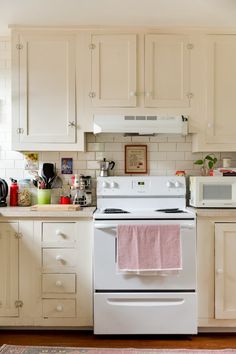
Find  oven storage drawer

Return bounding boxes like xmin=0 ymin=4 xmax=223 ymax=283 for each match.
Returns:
xmin=94 ymin=292 xmax=197 ymax=334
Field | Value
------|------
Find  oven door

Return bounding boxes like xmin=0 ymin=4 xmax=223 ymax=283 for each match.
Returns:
xmin=94 ymin=219 xmax=196 ymax=290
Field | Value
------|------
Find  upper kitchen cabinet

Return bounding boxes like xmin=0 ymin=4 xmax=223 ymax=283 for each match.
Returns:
xmin=144 ymin=34 xmax=191 ymax=108
xmin=11 ymin=30 xmax=85 ymax=151
xmin=89 ymin=33 xmax=193 ymax=109
xmin=192 ymin=34 xmax=236 ymax=152
xmin=90 ymin=34 xmax=137 ymax=107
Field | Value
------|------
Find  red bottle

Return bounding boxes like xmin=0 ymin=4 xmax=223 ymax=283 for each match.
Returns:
xmin=10 ymin=178 xmax=18 ymax=206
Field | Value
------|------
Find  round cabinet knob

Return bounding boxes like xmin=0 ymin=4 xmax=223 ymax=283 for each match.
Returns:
xmin=55 ymin=280 xmax=62 ymax=287
xmin=166 ymin=181 xmax=172 ymax=188
xmin=174 ymin=181 xmax=180 ymax=188
xmin=102 ymin=181 xmax=109 ymax=188
xmin=56 ymin=255 xmax=63 ymax=262
xmin=56 ymin=305 xmax=63 ymax=312
xmin=56 ymin=230 xmax=62 ymax=236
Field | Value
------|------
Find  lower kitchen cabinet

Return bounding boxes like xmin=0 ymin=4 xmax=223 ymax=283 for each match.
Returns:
xmin=198 ymin=214 xmax=236 ymax=328
xmin=0 ymin=222 xmax=19 ymax=317
xmin=0 ymin=219 xmax=93 ymax=327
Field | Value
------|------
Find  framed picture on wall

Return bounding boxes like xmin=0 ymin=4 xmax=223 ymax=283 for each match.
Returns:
xmin=125 ymin=145 xmax=147 ymax=174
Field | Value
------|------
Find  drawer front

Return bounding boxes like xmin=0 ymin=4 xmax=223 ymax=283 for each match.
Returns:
xmin=94 ymin=292 xmax=197 ymax=334
xmin=42 ymin=299 xmax=76 ymax=318
xmin=42 ymin=249 xmax=77 ymax=269
xmin=42 ymin=222 xmax=76 ymax=245
xmin=42 ymin=273 xmax=76 ymax=294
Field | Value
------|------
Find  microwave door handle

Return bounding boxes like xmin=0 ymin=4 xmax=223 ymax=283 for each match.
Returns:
xmin=181 ymin=224 xmax=194 ymax=229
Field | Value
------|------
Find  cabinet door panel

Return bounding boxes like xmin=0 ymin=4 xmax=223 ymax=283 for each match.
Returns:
xmin=206 ymin=36 xmax=236 ymax=143
xmin=91 ymin=34 xmax=137 ymax=107
xmin=145 ymin=34 xmax=190 ymax=107
xmin=215 ymin=223 xmax=236 ymax=319
xmin=0 ymin=223 xmax=19 ymax=317
xmin=19 ymin=34 xmax=76 ymax=143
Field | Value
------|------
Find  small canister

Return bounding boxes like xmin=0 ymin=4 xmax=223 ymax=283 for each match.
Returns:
xmin=18 ymin=179 xmax=32 ymax=206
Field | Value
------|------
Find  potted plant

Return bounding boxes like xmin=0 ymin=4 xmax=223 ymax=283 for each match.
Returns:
xmin=194 ymin=154 xmax=218 ymax=176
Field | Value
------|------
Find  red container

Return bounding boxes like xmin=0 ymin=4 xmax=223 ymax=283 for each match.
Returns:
xmin=10 ymin=180 xmax=18 ymax=206
xmin=60 ymin=196 xmax=71 ymax=205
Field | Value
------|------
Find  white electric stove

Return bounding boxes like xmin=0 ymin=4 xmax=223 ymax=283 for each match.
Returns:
xmin=93 ymin=176 xmax=197 ymax=335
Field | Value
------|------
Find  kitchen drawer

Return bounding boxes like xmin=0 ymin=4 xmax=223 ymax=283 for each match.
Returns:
xmin=42 ymin=248 xmax=77 ymax=270
xmin=42 ymin=299 xmax=76 ymax=318
xmin=42 ymin=222 xmax=76 ymax=246
xmin=42 ymin=273 xmax=76 ymax=294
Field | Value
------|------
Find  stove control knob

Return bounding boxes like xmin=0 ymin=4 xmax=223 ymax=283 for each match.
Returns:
xmin=102 ymin=181 xmax=109 ymax=188
xmin=110 ymin=181 xmax=117 ymax=189
xmin=174 ymin=181 xmax=180 ymax=188
xmin=166 ymin=180 xmax=172 ymax=188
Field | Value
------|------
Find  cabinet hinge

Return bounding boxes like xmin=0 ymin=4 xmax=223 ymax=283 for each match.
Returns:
xmin=16 ymin=128 xmax=24 ymax=134
xmin=186 ymin=92 xmax=194 ymax=99
xmin=15 ymin=300 xmax=23 ymax=308
xmin=16 ymin=44 xmax=23 ymax=50
xmin=15 ymin=232 xmax=22 ymax=239
xmin=89 ymin=43 xmax=96 ymax=50
xmin=187 ymin=43 xmax=194 ymax=50
xmin=88 ymin=91 xmax=96 ymax=98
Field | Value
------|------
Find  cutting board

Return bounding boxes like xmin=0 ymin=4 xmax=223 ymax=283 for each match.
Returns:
xmin=30 ymin=204 xmax=81 ymax=211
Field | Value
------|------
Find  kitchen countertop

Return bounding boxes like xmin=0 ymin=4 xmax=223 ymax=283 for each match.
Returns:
xmin=0 ymin=206 xmax=96 ymax=219
xmin=191 ymin=208 xmax=236 ymax=218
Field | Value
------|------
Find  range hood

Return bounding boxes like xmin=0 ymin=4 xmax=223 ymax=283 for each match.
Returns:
xmin=93 ymin=115 xmax=188 ymax=135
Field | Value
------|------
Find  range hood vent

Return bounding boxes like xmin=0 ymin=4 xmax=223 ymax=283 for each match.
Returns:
xmin=93 ymin=115 xmax=188 ymax=135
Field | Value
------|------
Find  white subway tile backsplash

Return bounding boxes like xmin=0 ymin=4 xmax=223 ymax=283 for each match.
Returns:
xmin=159 ymin=143 xmax=176 ymax=151
xmin=87 ymin=143 xmax=105 ymax=151
xmin=87 ymin=160 xmax=100 ymax=170
xmin=176 ymin=143 xmax=192 ymax=152
xmin=166 ymin=152 xmax=185 ymax=160
xmin=105 ymin=142 xmax=123 ymax=152
xmin=5 ymin=151 xmax=24 ymax=160
xmin=149 ymin=151 xmax=167 ymax=161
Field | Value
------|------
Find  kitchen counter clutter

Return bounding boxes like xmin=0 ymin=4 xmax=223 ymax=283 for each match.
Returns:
xmin=0 ymin=206 xmax=95 ymax=219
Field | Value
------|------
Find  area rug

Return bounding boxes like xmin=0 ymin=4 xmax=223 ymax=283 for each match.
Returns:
xmin=1 ymin=346 xmax=236 ymax=354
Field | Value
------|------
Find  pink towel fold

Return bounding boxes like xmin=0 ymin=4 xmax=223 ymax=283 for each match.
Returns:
xmin=117 ymin=224 xmax=182 ymax=271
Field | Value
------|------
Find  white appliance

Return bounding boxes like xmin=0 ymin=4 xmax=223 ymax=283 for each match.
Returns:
xmin=93 ymin=176 xmax=197 ymax=335
xmin=93 ymin=115 xmax=188 ymax=135
xmin=189 ymin=176 xmax=236 ymax=208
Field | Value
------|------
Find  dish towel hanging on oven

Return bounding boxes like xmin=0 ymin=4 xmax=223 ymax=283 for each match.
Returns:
xmin=117 ymin=224 xmax=182 ymax=274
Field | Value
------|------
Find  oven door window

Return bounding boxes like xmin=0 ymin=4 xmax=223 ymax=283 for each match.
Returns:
xmin=203 ymin=184 xmax=232 ymax=200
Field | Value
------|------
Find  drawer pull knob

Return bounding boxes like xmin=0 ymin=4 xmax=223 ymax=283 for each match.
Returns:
xmin=55 ymin=280 xmax=63 ymax=287
xmin=56 ymin=255 xmax=63 ymax=262
xmin=56 ymin=305 xmax=63 ymax=312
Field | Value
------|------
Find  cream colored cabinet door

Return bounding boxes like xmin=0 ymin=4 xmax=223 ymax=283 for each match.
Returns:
xmin=90 ymin=34 xmax=137 ymax=107
xmin=144 ymin=34 xmax=191 ymax=108
xmin=11 ymin=31 xmax=84 ymax=150
xmin=0 ymin=222 xmax=19 ymax=317
xmin=215 ymin=223 xmax=236 ymax=319
xmin=205 ymin=35 xmax=236 ymax=144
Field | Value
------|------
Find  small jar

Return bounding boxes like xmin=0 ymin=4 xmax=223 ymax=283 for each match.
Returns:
xmin=18 ymin=179 xmax=32 ymax=206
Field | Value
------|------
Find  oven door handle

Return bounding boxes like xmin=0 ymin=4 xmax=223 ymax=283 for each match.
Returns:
xmin=94 ymin=223 xmax=117 ymax=230
xmin=94 ymin=223 xmax=194 ymax=230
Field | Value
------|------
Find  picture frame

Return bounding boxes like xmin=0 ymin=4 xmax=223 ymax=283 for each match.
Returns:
xmin=125 ymin=145 xmax=147 ymax=174
xmin=61 ymin=157 xmax=73 ymax=174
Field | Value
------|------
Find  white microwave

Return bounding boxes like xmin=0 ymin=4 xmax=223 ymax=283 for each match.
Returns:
xmin=189 ymin=176 xmax=236 ymax=208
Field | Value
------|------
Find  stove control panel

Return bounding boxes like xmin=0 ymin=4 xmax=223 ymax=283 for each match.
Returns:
xmin=97 ymin=176 xmax=186 ymax=196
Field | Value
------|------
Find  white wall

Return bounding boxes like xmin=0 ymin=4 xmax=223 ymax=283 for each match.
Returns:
xmin=1 ymin=37 xmax=236 ymax=203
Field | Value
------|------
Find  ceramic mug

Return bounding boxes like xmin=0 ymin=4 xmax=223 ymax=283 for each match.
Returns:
xmin=38 ymin=189 xmax=51 ymax=204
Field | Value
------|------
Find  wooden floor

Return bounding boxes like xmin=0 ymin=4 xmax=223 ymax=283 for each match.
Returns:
xmin=0 ymin=330 xmax=236 ymax=349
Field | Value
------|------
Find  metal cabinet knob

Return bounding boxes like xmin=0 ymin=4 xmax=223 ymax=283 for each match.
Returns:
xmin=216 ymin=268 xmax=224 ymax=275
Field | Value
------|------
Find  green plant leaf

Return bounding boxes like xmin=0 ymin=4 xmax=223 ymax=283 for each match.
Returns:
xmin=208 ymin=161 xmax=214 ymax=169
xmin=194 ymin=160 xmax=203 ymax=165
xmin=205 ymin=155 xmax=214 ymax=161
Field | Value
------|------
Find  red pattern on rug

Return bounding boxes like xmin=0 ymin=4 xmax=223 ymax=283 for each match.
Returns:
xmin=1 ymin=345 xmax=236 ymax=354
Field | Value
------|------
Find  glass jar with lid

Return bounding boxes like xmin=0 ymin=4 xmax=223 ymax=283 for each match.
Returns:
xmin=18 ymin=179 xmax=32 ymax=206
